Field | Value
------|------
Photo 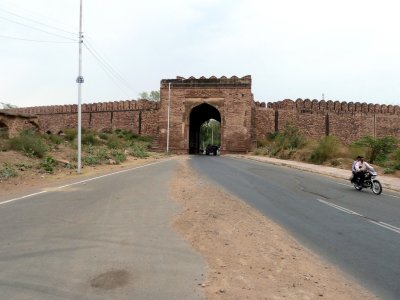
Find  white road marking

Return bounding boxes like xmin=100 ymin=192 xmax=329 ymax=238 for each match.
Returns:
xmin=56 ymin=160 xmax=164 ymax=189
xmin=317 ymin=199 xmax=400 ymax=235
xmin=369 ymin=221 xmax=400 ymax=234
xmin=317 ymin=199 xmax=362 ymax=216
xmin=0 ymin=191 xmax=47 ymax=206
xmin=0 ymin=160 xmax=170 ymax=206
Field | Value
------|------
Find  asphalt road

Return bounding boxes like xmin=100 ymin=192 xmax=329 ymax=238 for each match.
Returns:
xmin=0 ymin=160 xmax=206 ymax=300
xmin=190 ymin=155 xmax=400 ymax=300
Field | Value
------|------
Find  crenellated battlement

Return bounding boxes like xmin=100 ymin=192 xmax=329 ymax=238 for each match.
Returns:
xmin=254 ymin=99 xmax=400 ymax=115
xmin=8 ymin=99 xmax=159 ymax=115
xmin=160 ymin=75 xmax=252 ymax=89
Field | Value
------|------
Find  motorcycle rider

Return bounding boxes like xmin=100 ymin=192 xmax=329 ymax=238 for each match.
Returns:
xmin=353 ymin=156 xmax=373 ymax=186
xmin=351 ymin=155 xmax=362 ymax=182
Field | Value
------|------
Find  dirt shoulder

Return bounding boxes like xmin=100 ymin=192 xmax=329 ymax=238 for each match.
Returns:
xmin=170 ymin=157 xmax=377 ymax=299
xmin=0 ymin=150 xmax=167 ymax=199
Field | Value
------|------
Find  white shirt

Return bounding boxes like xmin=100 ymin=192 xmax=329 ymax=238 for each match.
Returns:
xmin=354 ymin=161 xmax=373 ymax=172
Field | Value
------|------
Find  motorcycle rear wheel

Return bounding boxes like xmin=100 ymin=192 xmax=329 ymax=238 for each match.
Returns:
xmin=371 ymin=180 xmax=382 ymax=195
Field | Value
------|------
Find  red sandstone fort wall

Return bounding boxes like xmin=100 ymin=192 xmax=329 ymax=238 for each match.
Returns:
xmin=255 ymin=99 xmax=400 ymax=144
xmin=6 ymin=94 xmax=400 ymax=149
xmin=8 ymin=100 xmax=159 ymax=136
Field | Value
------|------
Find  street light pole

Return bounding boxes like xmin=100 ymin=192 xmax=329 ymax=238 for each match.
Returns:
xmin=166 ymin=82 xmax=171 ymax=153
xmin=76 ymin=0 xmax=84 ymax=173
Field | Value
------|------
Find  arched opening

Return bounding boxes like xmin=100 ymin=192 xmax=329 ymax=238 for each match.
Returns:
xmin=189 ymin=103 xmax=221 ymax=154
xmin=0 ymin=121 xmax=9 ymax=139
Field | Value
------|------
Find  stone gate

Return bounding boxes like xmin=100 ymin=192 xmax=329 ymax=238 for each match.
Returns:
xmin=157 ymin=76 xmax=255 ymax=154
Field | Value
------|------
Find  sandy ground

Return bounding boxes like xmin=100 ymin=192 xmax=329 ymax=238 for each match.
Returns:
xmin=0 ymin=150 xmax=166 ymax=198
xmin=170 ymin=157 xmax=377 ymax=300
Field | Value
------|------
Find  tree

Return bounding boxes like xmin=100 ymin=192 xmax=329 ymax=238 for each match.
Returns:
xmin=0 ymin=102 xmax=17 ymax=109
xmin=200 ymin=119 xmax=220 ymax=148
xmin=353 ymin=136 xmax=398 ymax=163
xmin=138 ymin=91 xmax=160 ymax=101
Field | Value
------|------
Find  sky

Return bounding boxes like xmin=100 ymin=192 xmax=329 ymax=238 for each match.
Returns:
xmin=1 ymin=0 xmax=399 ymax=108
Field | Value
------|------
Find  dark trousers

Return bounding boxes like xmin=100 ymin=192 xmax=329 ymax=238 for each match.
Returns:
xmin=354 ymin=171 xmax=366 ymax=185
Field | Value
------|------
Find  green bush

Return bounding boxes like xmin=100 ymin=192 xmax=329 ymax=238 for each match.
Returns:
xmin=40 ymin=156 xmax=57 ymax=173
xmin=64 ymin=128 xmax=77 ymax=142
xmin=83 ymin=154 xmax=100 ymax=166
xmin=82 ymin=131 xmax=98 ymax=145
xmin=353 ymin=136 xmax=397 ymax=164
xmin=10 ymin=130 xmax=48 ymax=158
xmin=99 ymin=132 xmax=109 ymax=140
xmin=107 ymin=135 xmax=122 ymax=149
xmin=309 ymin=136 xmax=340 ymax=164
xmin=264 ymin=125 xmax=306 ymax=158
xmin=96 ymin=146 xmax=109 ymax=161
xmin=111 ymin=149 xmax=127 ymax=164
xmin=129 ymin=143 xmax=149 ymax=158
xmin=383 ymin=167 xmax=396 ymax=174
xmin=0 ymin=163 xmax=18 ymax=180
xmin=47 ymin=133 xmax=63 ymax=145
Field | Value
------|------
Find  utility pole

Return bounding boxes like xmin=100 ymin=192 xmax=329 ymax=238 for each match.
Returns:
xmin=76 ymin=0 xmax=84 ymax=173
xmin=167 ymin=82 xmax=171 ymax=153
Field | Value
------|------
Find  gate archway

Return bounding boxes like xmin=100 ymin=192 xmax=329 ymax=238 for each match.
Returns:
xmin=189 ymin=103 xmax=221 ymax=154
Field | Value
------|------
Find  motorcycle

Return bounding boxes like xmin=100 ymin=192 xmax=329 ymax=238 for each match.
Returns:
xmin=351 ymin=169 xmax=382 ymax=195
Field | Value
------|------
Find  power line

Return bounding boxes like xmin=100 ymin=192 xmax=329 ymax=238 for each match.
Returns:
xmin=0 ymin=14 xmax=77 ymax=41
xmin=84 ymin=35 xmax=137 ymax=94
xmin=0 ymin=7 xmax=76 ymax=36
xmin=0 ymin=34 xmax=76 ymax=43
xmin=0 ymin=0 xmax=77 ymax=33
xmin=83 ymin=43 xmax=132 ymax=98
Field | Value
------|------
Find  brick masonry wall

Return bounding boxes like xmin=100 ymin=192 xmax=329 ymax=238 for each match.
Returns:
xmin=5 ymin=88 xmax=400 ymax=150
xmin=256 ymin=99 xmax=400 ymax=144
xmin=8 ymin=100 xmax=159 ymax=136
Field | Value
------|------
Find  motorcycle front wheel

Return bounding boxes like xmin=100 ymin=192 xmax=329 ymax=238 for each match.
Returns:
xmin=371 ymin=180 xmax=382 ymax=195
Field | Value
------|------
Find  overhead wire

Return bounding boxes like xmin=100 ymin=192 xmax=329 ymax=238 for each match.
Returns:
xmin=0 ymin=14 xmax=77 ymax=41
xmin=0 ymin=7 xmax=76 ymax=37
xmin=0 ymin=34 xmax=76 ymax=43
xmin=83 ymin=42 xmax=132 ymax=99
xmin=0 ymin=3 xmax=138 ymax=99
xmin=0 ymin=0 xmax=77 ymax=33
xmin=84 ymin=35 xmax=137 ymax=95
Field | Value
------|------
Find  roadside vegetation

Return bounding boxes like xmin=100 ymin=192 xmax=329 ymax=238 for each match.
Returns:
xmin=0 ymin=128 xmax=153 ymax=181
xmin=254 ymin=123 xmax=400 ymax=176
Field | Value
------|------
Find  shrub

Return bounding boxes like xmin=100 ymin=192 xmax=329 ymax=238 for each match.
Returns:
xmin=130 ymin=143 xmax=149 ymax=158
xmin=111 ymin=149 xmax=127 ymax=164
xmin=330 ymin=159 xmax=341 ymax=167
xmin=107 ymin=135 xmax=122 ymax=149
xmin=265 ymin=124 xmax=306 ymax=158
xmin=82 ymin=131 xmax=98 ymax=145
xmin=83 ymin=154 xmax=100 ymax=166
xmin=40 ymin=156 xmax=57 ymax=173
xmin=353 ymin=136 xmax=397 ymax=164
xmin=0 ymin=163 xmax=18 ymax=180
xmin=96 ymin=146 xmax=109 ymax=161
xmin=64 ymin=128 xmax=77 ymax=142
xmin=309 ymin=136 xmax=340 ymax=164
xmin=10 ymin=130 xmax=48 ymax=158
xmin=99 ymin=132 xmax=109 ymax=140
xmin=383 ymin=167 xmax=396 ymax=174
xmin=47 ymin=133 xmax=63 ymax=145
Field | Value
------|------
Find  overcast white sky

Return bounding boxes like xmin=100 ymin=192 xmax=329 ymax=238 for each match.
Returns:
xmin=1 ymin=0 xmax=399 ymax=108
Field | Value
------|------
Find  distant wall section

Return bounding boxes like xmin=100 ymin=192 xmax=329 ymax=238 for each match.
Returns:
xmin=9 ymin=100 xmax=159 ymax=136
xmin=254 ymin=99 xmax=400 ymax=144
